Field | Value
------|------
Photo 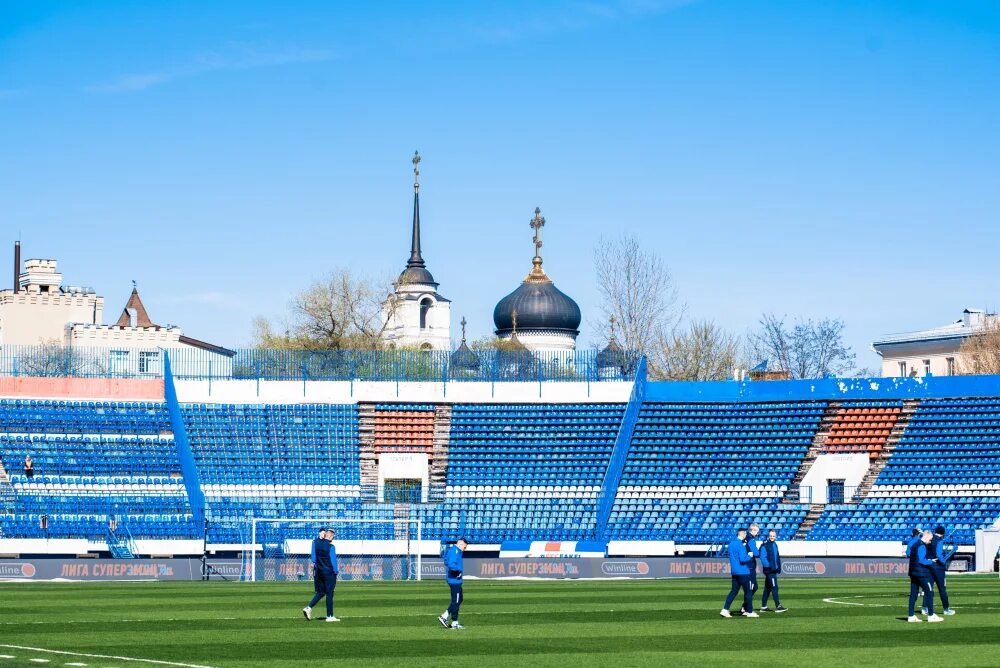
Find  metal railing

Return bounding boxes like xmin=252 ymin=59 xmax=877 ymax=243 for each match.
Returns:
xmin=0 ymin=345 xmax=640 ymax=383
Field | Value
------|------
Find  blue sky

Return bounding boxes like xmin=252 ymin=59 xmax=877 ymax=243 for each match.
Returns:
xmin=2 ymin=1 xmax=998 ymax=367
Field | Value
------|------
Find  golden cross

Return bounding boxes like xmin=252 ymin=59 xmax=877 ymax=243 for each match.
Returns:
xmin=529 ymin=207 xmax=545 ymax=257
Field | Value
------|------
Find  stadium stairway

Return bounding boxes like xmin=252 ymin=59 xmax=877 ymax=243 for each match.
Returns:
xmin=0 ymin=458 xmax=15 ymax=508
xmin=429 ymin=405 xmax=452 ymax=503
xmin=794 ymin=503 xmax=827 ymax=540
xmin=853 ymin=398 xmax=920 ymax=500
xmin=358 ymin=403 xmax=379 ymax=499
xmin=781 ymin=401 xmax=841 ymax=504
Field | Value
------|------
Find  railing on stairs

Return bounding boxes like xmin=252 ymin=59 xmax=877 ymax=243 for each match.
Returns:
xmin=595 ymin=357 xmax=648 ymax=541
xmin=106 ymin=522 xmax=138 ymax=559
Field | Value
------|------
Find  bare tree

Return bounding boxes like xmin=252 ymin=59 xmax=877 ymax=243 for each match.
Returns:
xmin=254 ymin=270 xmax=399 ymax=350
xmin=747 ymin=313 xmax=856 ymax=379
xmin=594 ymin=234 xmax=681 ymax=357
xmin=959 ymin=316 xmax=1000 ymax=374
xmin=651 ymin=320 xmax=740 ymax=381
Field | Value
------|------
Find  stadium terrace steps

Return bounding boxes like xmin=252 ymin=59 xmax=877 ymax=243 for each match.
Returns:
xmin=782 ymin=401 xmax=841 ymax=504
xmin=793 ymin=503 xmax=827 ymax=540
xmin=854 ymin=398 xmax=920 ymax=500
xmin=429 ymin=405 xmax=452 ymax=503
xmin=357 ymin=403 xmax=378 ymax=496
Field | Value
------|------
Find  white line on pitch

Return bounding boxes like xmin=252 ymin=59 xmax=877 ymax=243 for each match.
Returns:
xmin=0 ymin=646 xmax=215 ymax=668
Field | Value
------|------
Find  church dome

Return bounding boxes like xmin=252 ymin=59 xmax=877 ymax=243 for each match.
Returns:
xmin=493 ymin=281 xmax=581 ymax=335
xmin=493 ymin=207 xmax=581 ymax=337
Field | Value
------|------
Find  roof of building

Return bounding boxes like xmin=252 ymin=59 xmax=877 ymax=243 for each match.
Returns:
xmin=397 ymin=151 xmax=438 ymax=288
xmin=493 ymin=208 xmax=581 ymax=336
xmin=873 ymin=309 xmax=992 ymax=347
xmin=114 ymin=287 xmax=157 ymax=328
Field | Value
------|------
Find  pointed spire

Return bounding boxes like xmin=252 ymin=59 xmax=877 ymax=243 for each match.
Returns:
xmin=407 ymin=150 xmax=425 ymax=269
xmin=525 ymin=207 xmax=550 ymax=283
xmin=460 ymin=316 xmax=468 ymax=343
xmin=114 ymin=284 xmax=156 ymax=328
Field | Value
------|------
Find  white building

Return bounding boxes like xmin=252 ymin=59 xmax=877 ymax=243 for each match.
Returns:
xmin=381 ymin=152 xmax=452 ymax=351
xmin=0 ymin=242 xmax=233 ymax=376
xmin=872 ymin=308 xmax=992 ymax=377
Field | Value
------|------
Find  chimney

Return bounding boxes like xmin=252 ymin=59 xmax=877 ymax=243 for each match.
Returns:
xmin=13 ymin=241 xmax=20 ymax=293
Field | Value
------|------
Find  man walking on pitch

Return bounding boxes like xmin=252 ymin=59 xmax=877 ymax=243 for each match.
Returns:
xmin=929 ymin=526 xmax=955 ymax=616
xmin=721 ymin=528 xmax=757 ymax=618
xmin=303 ymin=528 xmax=340 ymax=622
xmin=439 ymin=538 xmax=468 ymax=629
xmin=907 ymin=530 xmax=942 ymax=623
xmin=759 ymin=529 xmax=787 ymax=613
xmin=740 ymin=522 xmax=761 ymax=612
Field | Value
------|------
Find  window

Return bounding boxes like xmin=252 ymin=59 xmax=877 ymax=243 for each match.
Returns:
xmin=898 ymin=361 xmax=907 ymax=377
xmin=138 ymin=351 xmax=160 ymax=375
xmin=947 ymin=357 xmax=956 ymax=376
xmin=923 ymin=359 xmax=931 ymax=376
xmin=109 ymin=350 xmax=129 ymax=376
xmin=419 ymin=297 xmax=432 ymax=330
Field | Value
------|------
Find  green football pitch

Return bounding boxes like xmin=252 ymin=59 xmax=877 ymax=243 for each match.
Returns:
xmin=2 ymin=577 xmax=999 ymax=668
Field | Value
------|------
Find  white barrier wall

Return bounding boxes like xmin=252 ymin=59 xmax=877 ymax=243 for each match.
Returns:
xmin=800 ymin=453 xmax=870 ymax=503
xmin=175 ymin=379 xmax=633 ymax=404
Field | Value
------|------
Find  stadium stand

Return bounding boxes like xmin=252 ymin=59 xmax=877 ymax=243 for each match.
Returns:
xmin=605 ymin=402 xmax=821 ymax=542
xmin=0 ymin=399 xmax=198 ymax=543
xmin=809 ymin=398 xmax=1000 ymax=543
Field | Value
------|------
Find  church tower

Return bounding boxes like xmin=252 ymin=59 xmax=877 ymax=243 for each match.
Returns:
xmin=382 ymin=151 xmax=452 ymax=351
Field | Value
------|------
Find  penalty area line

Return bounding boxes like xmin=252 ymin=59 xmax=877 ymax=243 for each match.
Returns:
xmin=822 ymin=596 xmax=890 ymax=608
xmin=0 ymin=645 xmax=217 ymax=668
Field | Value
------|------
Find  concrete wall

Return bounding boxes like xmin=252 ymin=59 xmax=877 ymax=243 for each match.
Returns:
xmin=0 ymin=376 xmax=164 ymax=400
xmin=0 ymin=289 xmax=103 ymax=344
xmin=800 ymin=453 xmax=870 ymax=504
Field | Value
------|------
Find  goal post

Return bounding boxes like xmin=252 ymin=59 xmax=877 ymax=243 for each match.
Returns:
xmin=246 ymin=518 xmax=423 ymax=582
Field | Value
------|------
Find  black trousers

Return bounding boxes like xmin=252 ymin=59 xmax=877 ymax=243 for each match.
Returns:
xmin=761 ymin=573 xmax=780 ymax=607
xmin=908 ymin=575 xmax=933 ymax=617
xmin=930 ymin=567 xmax=949 ymax=609
xmin=308 ymin=571 xmax=336 ymax=617
xmin=724 ymin=575 xmax=753 ymax=613
xmin=447 ymin=583 xmax=464 ymax=621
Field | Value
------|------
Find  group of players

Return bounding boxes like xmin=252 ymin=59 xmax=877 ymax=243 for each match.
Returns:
xmin=719 ymin=522 xmax=957 ymax=622
xmin=720 ymin=523 xmax=786 ymax=618
xmin=905 ymin=526 xmax=957 ymax=622
xmin=299 ymin=529 xmax=471 ymax=629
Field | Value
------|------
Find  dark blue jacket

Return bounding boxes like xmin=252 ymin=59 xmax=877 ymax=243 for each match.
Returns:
xmin=932 ymin=536 xmax=949 ymax=572
xmin=760 ymin=540 xmax=781 ymax=575
xmin=904 ymin=535 xmax=921 ymax=559
xmin=313 ymin=538 xmax=338 ymax=575
xmin=728 ymin=539 xmax=752 ymax=576
xmin=745 ymin=534 xmax=760 ymax=571
xmin=444 ymin=545 xmax=464 ymax=585
xmin=908 ymin=542 xmax=934 ymax=578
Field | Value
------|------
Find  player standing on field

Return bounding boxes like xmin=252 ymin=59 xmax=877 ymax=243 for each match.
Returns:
xmin=303 ymin=529 xmax=340 ymax=622
xmin=759 ymin=529 xmax=787 ymax=613
xmin=439 ymin=538 xmax=468 ymax=629
xmin=720 ymin=528 xmax=757 ymax=618
xmin=907 ymin=530 xmax=942 ymax=623
xmin=741 ymin=523 xmax=761 ymax=612
xmin=929 ymin=526 xmax=955 ymax=616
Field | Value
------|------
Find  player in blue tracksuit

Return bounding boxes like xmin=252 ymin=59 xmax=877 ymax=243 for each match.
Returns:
xmin=904 ymin=528 xmax=921 ymax=558
xmin=759 ymin=529 xmax=787 ymax=613
xmin=720 ymin=528 xmax=757 ymax=618
xmin=303 ymin=529 xmax=340 ymax=622
xmin=929 ymin=526 xmax=955 ymax=615
xmin=907 ymin=531 xmax=941 ymax=622
xmin=439 ymin=538 xmax=469 ymax=629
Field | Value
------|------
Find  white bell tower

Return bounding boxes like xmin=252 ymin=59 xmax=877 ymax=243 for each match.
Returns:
xmin=382 ymin=151 xmax=452 ymax=351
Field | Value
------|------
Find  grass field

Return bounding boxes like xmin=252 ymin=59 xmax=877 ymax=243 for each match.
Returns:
xmin=2 ymin=576 xmax=1000 ymax=668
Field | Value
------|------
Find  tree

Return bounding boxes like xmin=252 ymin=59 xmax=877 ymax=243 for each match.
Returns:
xmin=594 ymin=234 xmax=681 ymax=357
xmin=747 ymin=313 xmax=856 ymax=379
xmin=254 ymin=270 xmax=399 ymax=351
xmin=959 ymin=316 xmax=1000 ymax=374
xmin=651 ymin=320 xmax=741 ymax=381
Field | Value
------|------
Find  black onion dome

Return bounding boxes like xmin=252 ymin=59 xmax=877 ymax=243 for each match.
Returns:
xmin=399 ymin=265 xmax=437 ymax=286
xmin=493 ymin=280 xmax=582 ymax=336
xmin=597 ymin=336 xmax=627 ymax=369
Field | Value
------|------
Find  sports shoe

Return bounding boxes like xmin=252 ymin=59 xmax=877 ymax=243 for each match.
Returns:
xmin=451 ymin=622 xmax=464 ymax=629
xmin=742 ymin=611 xmax=759 ymax=618
xmin=302 ymin=607 xmax=312 ymax=621
xmin=759 ymin=606 xmax=771 ymax=612
xmin=921 ymin=607 xmax=928 ymax=615
xmin=438 ymin=614 xmax=450 ymax=627
xmin=326 ymin=616 xmax=341 ymax=622
xmin=719 ymin=609 xmax=731 ymax=618
xmin=927 ymin=614 xmax=943 ymax=623
xmin=943 ymin=608 xmax=956 ymax=616
xmin=775 ymin=606 xmax=788 ymax=613
xmin=907 ymin=615 xmax=922 ymax=623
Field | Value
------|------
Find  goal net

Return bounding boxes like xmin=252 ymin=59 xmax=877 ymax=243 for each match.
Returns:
xmin=244 ymin=518 xmax=422 ymax=582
